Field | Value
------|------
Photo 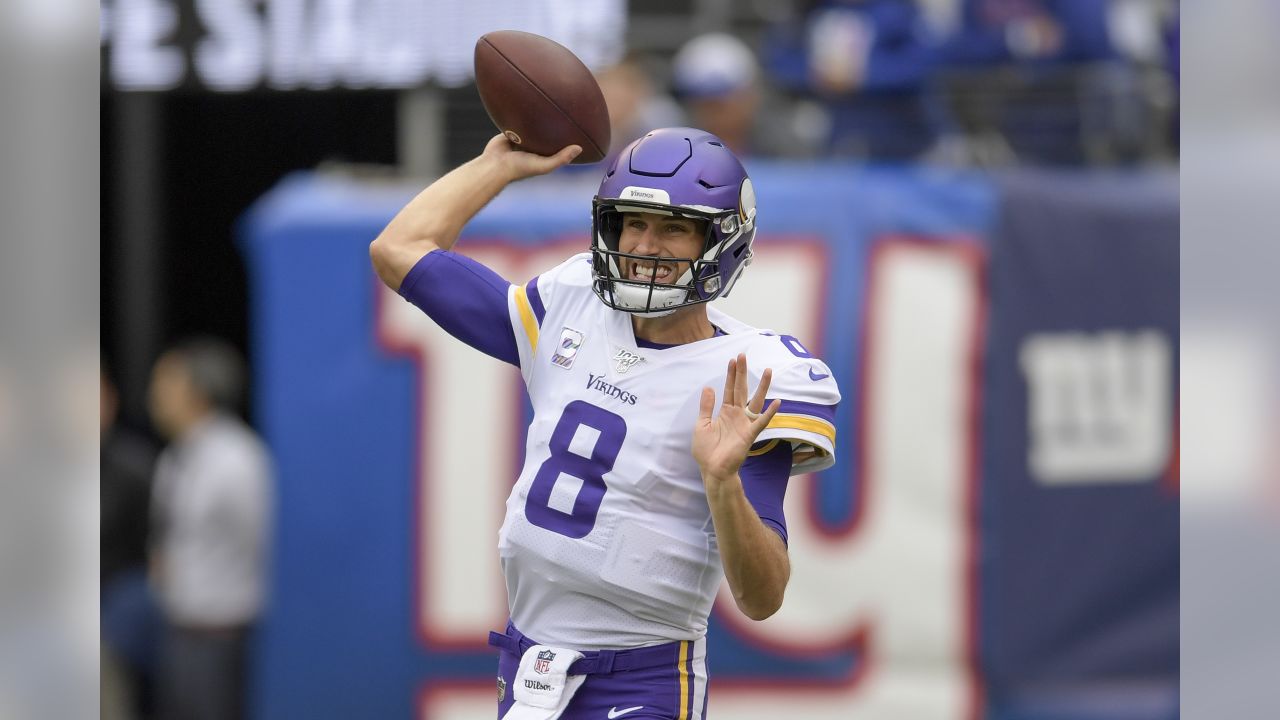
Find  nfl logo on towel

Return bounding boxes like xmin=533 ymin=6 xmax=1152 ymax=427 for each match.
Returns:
xmin=534 ymin=649 xmax=555 ymax=674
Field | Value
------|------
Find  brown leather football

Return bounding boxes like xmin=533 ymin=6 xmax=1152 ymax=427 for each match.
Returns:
xmin=474 ymin=30 xmax=611 ymax=164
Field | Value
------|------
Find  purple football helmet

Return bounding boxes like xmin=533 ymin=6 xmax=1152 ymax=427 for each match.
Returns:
xmin=591 ymin=127 xmax=758 ymax=317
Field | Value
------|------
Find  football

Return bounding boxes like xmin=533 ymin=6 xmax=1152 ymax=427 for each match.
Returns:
xmin=474 ymin=30 xmax=611 ymax=164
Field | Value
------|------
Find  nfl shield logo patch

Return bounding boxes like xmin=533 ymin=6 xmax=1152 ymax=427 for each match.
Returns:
xmin=534 ymin=649 xmax=555 ymax=674
xmin=496 ymin=676 xmax=506 ymax=702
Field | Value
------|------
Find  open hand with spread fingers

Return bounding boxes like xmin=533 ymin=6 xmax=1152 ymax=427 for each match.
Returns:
xmin=693 ymin=353 xmax=782 ymax=493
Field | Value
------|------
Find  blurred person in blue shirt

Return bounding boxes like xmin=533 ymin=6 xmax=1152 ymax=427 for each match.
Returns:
xmin=940 ymin=0 xmax=1175 ymax=165
xmin=941 ymin=0 xmax=1115 ymax=66
xmin=764 ymin=0 xmax=945 ymax=161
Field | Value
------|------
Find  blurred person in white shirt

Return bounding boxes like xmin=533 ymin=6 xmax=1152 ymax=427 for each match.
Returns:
xmin=147 ymin=338 xmax=271 ymax=720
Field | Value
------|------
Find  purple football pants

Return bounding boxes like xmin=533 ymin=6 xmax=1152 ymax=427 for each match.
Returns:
xmin=491 ymin=622 xmax=708 ymax=720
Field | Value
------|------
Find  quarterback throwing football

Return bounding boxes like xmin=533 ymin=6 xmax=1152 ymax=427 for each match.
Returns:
xmin=370 ymin=128 xmax=840 ymax=719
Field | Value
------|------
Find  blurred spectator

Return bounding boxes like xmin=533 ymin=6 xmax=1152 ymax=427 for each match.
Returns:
xmin=148 ymin=338 xmax=272 ymax=720
xmin=102 ymin=363 xmax=160 ymax=717
xmin=765 ymin=1 xmax=944 ymax=161
xmin=939 ymin=0 xmax=1174 ymax=165
xmin=942 ymin=0 xmax=1115 ymax=66
xmin=595 ymin=54 xmax=685 ymax=157
xmin=762 ymin=0 xmax=1175 ymax=165
xmin=672 ymin=32 xmax=825 ymax=159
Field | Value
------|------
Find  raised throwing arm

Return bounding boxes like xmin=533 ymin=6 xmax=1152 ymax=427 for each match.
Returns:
xmin=369 ymin=135 xmax=580 ymax=290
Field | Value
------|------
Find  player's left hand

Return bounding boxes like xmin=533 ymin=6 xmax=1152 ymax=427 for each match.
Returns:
xmin=693 ymin=353 xmax=781 ymax=492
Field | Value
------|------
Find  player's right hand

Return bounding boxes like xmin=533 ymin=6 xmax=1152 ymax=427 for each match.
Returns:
xmin=482 ymin=134 xmax=581 ymax=182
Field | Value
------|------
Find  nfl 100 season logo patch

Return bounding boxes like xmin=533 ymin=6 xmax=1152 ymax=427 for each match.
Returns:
xmin=534 ymin=649 xmax=555 ymax=674
xmin=496 ymin=676 xmax=506 ymax=702
xmin=551 ymin=327 xmax=584 ymax=369
xmin=613 ymin=348 xmax=643 ymax=373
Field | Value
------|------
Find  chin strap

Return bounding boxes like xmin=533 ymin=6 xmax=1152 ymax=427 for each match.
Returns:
xmin=630 ymin=307 xmax=679 ymax=319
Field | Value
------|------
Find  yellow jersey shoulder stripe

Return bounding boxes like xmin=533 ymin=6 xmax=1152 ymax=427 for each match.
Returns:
xmin=513 ymin=285 xmax=539 ymax=352
xmin=765 ymin=413 xmax=837 ymax=445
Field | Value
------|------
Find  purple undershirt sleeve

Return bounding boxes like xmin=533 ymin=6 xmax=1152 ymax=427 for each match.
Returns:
xmin=397 ymin=250 xmax=520 ymax=366
xmin=739 ymin=441 xmax=794 ymax=546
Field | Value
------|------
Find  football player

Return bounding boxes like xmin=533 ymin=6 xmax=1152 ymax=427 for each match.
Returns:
xmin=370 ymin=128 xmax=839 ymax=719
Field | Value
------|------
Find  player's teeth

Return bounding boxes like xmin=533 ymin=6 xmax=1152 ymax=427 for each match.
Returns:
xmin=631 ymin=264 xmax=669 ymax=280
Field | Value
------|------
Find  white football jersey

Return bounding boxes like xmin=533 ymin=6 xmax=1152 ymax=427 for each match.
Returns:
xmin=500 ymin=253 xmax=840 ymax=649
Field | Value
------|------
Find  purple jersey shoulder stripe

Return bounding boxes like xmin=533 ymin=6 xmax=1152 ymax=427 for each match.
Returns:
xmin=771 ymin=398 xmax=838 ymax=425
xmin=525 ymin=276 xmax=546 ymax=325
xmin=398 ymin=250 xmax=519 ymax=366
xmin=740 ymin=440 xmax=792 ymax=545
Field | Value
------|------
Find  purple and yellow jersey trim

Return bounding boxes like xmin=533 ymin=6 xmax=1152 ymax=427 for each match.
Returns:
xmin=512 ymin=284 xmax=540 ymax=352
xmin=509 ymin=276 xmax=549 ymax=380
xmin=767 ymin=413 xmax=837 ymax=445
xmin=757 ymin=398 xmax=838 ymax=473
xmin=764 ymin=399 xmax=837 ymax=444
xmin=681 ymin=638 xmax=710 ymax=719
xmin=525 ymin=276 xmax=546 ymax=324
xmin=678 ymin=639 xmax=691 ymax=719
